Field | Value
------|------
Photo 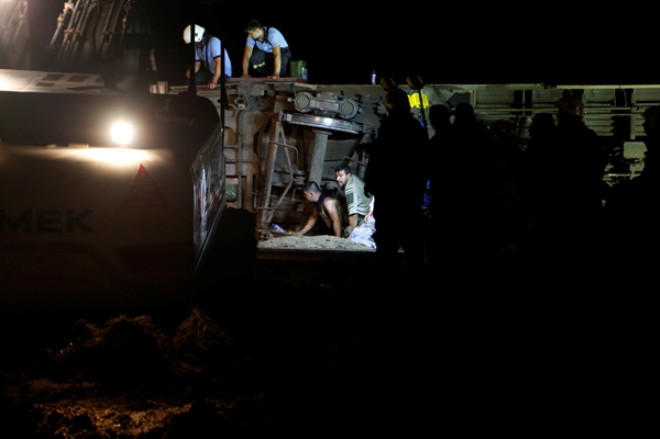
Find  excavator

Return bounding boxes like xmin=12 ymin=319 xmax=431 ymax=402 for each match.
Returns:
xmin=1 ymin=0 xmax=224 ymax=308
xmin=1 ymin=0 xmax=182 ymax=90
xmin=2 ymin=0 xmax=660 ymax=306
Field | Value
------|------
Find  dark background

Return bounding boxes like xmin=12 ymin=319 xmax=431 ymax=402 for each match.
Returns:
xmin=4 ymin=3 xmax=656 ymax=435
xmin=26 ymin=0 xmax=660 ymax=86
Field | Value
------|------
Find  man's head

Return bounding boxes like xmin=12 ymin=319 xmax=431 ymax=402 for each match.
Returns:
xmin=334 ymin=164 xmax=353 ymax=188
xmin=530 ymin=112 xmax=555 ymax=138
xmin=303 ymin=180 xmax=322 ymax=202
xmin=428 ymin=104 xmax=451 ymax=131
xmin=245 ymin=19 xmax=264 ymax=40
xmin=384 ymin=88 xmax=410 ymax=115
xmin=557 ymin=95 xmax=584 ymax=122
xmin=453 ymin=102 xmax=476 ymax=123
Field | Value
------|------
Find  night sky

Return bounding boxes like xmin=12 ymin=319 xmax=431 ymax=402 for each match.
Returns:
xmin=22 ymin=1 xmax=659 ymax=86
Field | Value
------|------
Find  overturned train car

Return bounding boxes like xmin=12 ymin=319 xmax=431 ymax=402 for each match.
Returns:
xmin=0 ymin=68 xmax=226 ymax=309
xmin=181 ymin=79 xmax=660 ymax=241
xmin=5 ymin=67 xmax=660 ymax=307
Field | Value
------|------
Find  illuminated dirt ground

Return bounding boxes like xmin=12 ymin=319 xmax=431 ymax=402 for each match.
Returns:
xmin=1 ymin=208 xmax=653 ymax=437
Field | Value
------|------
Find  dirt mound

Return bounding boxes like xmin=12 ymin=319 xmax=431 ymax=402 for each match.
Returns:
xmin=1 ymin=309 xmax=272 ymax=438
xmin=258 ymin=234 xmax=375 ymax=251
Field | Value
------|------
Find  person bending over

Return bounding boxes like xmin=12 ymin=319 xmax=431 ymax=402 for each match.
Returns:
xmin=241 ymin=19 xmax=291 ymax=79
xmin=299 ymin=181 xmax=343 ymax=237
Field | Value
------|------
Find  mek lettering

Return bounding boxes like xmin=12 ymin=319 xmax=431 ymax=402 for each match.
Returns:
xmin=0 ymin=209 xmax=94 ymax=233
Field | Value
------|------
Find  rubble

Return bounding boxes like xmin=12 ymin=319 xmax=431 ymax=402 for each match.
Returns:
xmin=257 ymin=234 xmax=376 ymax=252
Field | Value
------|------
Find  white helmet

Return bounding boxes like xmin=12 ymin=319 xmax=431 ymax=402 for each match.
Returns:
xmin=183 ymin=24 xmax=205 ymax=44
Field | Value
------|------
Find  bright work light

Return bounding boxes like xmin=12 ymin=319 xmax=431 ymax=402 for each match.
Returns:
xmin=111 ymin=121 xmax=134 ymax=145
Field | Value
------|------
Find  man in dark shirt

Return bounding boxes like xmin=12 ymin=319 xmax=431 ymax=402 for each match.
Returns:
xmin=364 ymin=88 xmax=429 ymax=267
xmin=299 ymin=180 xmax=343 ymax=237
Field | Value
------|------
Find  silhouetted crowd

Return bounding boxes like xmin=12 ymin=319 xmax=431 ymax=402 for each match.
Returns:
xmin=361 ymin=89 xmax=660 ymax=286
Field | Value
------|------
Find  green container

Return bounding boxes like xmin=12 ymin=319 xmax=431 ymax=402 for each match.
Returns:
xmin=290 ymin=60 xmax=306 ymax=79
xmin=226 ymin=184 xmax=237 ymax=201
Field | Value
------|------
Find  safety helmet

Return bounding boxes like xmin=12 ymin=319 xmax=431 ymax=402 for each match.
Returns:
xmin=183 ymin=24 xmax=205 ymax=44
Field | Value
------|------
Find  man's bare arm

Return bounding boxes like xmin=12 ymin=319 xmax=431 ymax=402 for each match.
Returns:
xmin=241 ymin=45 xmax=253 ymax=77
xmin=324 ymin=199 xmax=342 ymax=237
xmin=271 ymin=45 xmax=281 ymax=79
xmin=300 ymin=209 xmax=318 ymax=235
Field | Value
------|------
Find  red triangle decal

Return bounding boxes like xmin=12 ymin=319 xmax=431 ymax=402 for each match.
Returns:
xmin=122 ymin=163 xmax=168 ymax=208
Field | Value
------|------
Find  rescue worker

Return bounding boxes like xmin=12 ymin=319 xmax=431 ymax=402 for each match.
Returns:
xmin=525 ymin=94 xmax=608 ymax=275
xmin=334 ymin=164 xmax=373 ymax=237
xmin=183 ymin=24 xmax=232 ymax=89
xmin=604 ymin=105 xmax=660 ymax=265
xmin=364 ymin=88 xmax=429 ymax=268
xmin=298 ymin=180 xmax=343 ymax=237
xmin=241 ymin=19 xmax=291 ymax=79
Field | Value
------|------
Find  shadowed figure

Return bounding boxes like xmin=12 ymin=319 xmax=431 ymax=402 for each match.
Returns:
xmin=364 ymin=88 xmax=429 ymax=272
xmin=604 ymin=105 xmax=660 ymax=279
xmin=425 ymin=104 xmax=452 ymax=265
xmin=519 ymin=112 xmax=555 ymax=254
xmin=524 ymin=96 xmax=608 ymax=276
xmin=490 ymin=119 xmax=525 ymax=255
xmin=433 ymin=102 xmax=500 ymax=269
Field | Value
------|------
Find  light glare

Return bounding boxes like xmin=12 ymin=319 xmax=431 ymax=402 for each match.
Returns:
xmin=111 ymin=121 xmax=134 ymax=145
